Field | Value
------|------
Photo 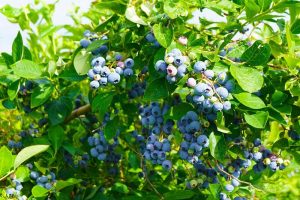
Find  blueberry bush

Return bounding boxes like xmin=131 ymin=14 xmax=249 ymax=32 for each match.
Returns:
xmin=0 ymin=0 xmax=300 ymax=199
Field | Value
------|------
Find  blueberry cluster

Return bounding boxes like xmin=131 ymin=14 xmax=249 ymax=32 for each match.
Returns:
xmin=220 ymin=193 xmax=246 ymax=200
xmin=29 ymin=166 xmax=56 ymax=190
xmin=18 ymin=81 xmax=35 ymax=113
xmin=177 ymin=111 xmax=210 ymax=163
xmin=138 ymin=102 xmax=174 ymax=135
xmin=186 ymin=164 xmax=219 ymax=189
xmin=80 ymin=30 xmax=108 ymax=55
xmin=87 ymin=55 xmax=135 ymax=89
xmin=7 ymin=140 xmax=23 ymax=150
xmin=145 ymin=32 xmax=160 ymax=47
xmin=143 ymin=134 xmax=172 ymax=170
xmin=216 ymin=138 xmax=289 ymax=196
xmin=128 ymin=81 xmax=146 ymax=99
xmin=88 ymin=130 xmax=121 ymax=163
xmin=5 ymin=175 xmax=27 ymax=200
xmin=187 ymin=68 xmax=234 ymax=120
xmin=64 ymin=152 xmax=90 ymax=168
xmin=155 ymin=48 xmax=188 ymax=83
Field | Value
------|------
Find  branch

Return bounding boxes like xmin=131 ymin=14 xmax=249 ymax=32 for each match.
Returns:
xmin=64 ymin=104 xmax=91 ymax=123
xmin=215 ymin=161 xmax=265 ymax=193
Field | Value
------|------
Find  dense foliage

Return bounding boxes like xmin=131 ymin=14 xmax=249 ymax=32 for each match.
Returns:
xmin=0 ymin=0 xmax=300 ymax=199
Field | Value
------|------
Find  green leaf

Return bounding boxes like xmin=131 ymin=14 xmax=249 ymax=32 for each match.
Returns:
xmin=15 ymin=165 xmax=30 ymax=182
xmin=244 ymin=111 xmax=269 ymax=128
xmin=272 ymin=138 xmax=289 ymax=150
xmin=291 ymin=19 xmax=300 ymax=34
xmin=23 ymin=46 xmax=32 ymax=60
xmin=32 ymin=185 xmax=49 ymax=197
xmin=245 ymin=0 xmax=260 ymax=19
xmin=2 ymin=99 xmax=16 ymax=109
xmin=209 ymin=132 xmax=227 ymax=162
xmin=46 ymin=97 xmax=72 ymax=125
xmin=112 ymin=182 xmax=129 ymax=194
xmin=164 ymin=190 xmax=195 ymax=200
xmin=92 ymin=92 xmax=115 ymax=115
xmin=95 ymin=15 xmax=119 ymax=32
xmin=230 ymin=65 xmax=264 ymax=93
xmin=14 ymin=145 xmax=49 ymax=169
xmin=234 ymin=92 xmax=266 ymax=109
xmin=241 ymin=40 xmax=271 ymax=66
xmin=0 ymin=146 xmax=14 ymax=178
xmin=125 ymin=6 xmax=147 ymax=25
xmin=12 ymin=31 xmax=23 ymax=62
xmin=12 ymin=60 xmax=42 ymax=79
xmin=31 ymin=85 xmax=54 ymax=108
xmin=168 ymin=103 xmax=194 ymax=120
xmin=48 ymin=125 xmax=65 ymax=154
xmin=56 ymin=178 xmax=81 ymax=191
xmin=86 ymin=40 xmax=108 ymax=52
xmin=1 ymin=52 xmax=14 ymax=66
xmin=104 ymin=117 xmax=119 ymax=141
xmin=7 ymin=79 xmax=20 ymax=100
xmin=144 ymin=78 xmax=169 ymax=101
xmin=95 ymin=0 xmax=128 ymax=15
xmin=73 ymin=51 xmax=92 ymax=75
xmin=153 ymin=23 xmax=173 ymax=48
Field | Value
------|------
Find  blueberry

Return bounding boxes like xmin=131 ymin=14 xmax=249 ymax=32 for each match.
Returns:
xmin=219 ymin=50 xmax=226 ymax=57
xmin=197 ymin=135 xmax=209 ymax=147
xmin=162 ymin=160 xmax=172 ymax=170
xmin=180 ymin=150 xmax=188 ymax=160
xmin=166 ymin=75 xmax=177 ymax=83
xmin=37 ymin=175 xmax=48 ymax=183
xmin=217 ymin=72 xmax=228 ymax=84
xmin=187 ymin=78 xmax=196 ymax=87
xmin=115 ymin=67 xmax=123 ymax=75
xmin=83 ymin=30 xmax=91 ymax=37
xmin=177 ymin=65 xmax=187 ymax=77
xmin=91 ymin=57 xmax=106 ymax=67
xmin=124 ymin=58 xmax=134 ymax=68
xmin=223 ymin=101 xmax=231 ymax=111
xmin=44 ymin=183 xmax=52 ymax=190
xmin=171 ymin=48 xmax=182 ymax=56
xmin=80 ymin=39 xmax=90 ymax=48
xmin=253 ymin=138 xmax=261 ymax=147
xmin=16 ymin=184 xmax=23 ymax=191
xmin=123 ymin=68 xmax=134 ymax=77
xmin=99 ymin=77 xmax=108 ymax=85
xmin=90 ymin=148 xmax=99 ymax=157
xmin=224 ymin=80 xmax=235 ymax=92
xmin=174 ymin=56 xmax=184 ymax=66
xmin=269 ymin=161 xmax=278 ymax=171
xmin=90 ymin=80 xmax=100 ymax=89
xmin=115 ymin=54 xmax=122 ymax=61
xmin=219 ymin=192 xmax=227 ymax=200
xmin=213 ymin=102 xmax=223 ymax=111
xmin=253 ymin=152 xmax=263 ymax=161
xmin=231 ymin=178 xmax=240 ymax=187
xmin=194 ymin=61 xmax=206 ymax=73
xmin=225 ymin=184 xmax=234 ymax=192
xmin=216 ymin=87 xmax=229 ymax=99
xmin=30 ymin=171 xmax=39 ymax=179
xmin=146 ymin=32 xmax=155 ymax=43
xmin=194 ymin=83 xmax=208 ymax=95
xmin=155 ymin=60 xmax=167 ymax=72
xmin=107 ymin=72 xmax=121 ymax=84
xmin=204 ymin=70 xmax=214 ymax=79
xmin=97 ymin=153 xmax=107 ymax=161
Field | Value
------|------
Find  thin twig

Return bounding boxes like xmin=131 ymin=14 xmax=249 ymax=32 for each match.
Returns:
xmin=215 ymin=161 xmax=265 ymax=193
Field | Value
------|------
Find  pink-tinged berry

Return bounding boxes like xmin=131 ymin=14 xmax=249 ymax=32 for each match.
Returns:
xmin=117 ymin=61 xmax=125 ymax=68
xmin=178 ymin=36 xmax=188 ymax=45
xmin=167 ymin=65 xmax=177 ymax=76
xmin=187 ymin=78 xmax=196 ymax=87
